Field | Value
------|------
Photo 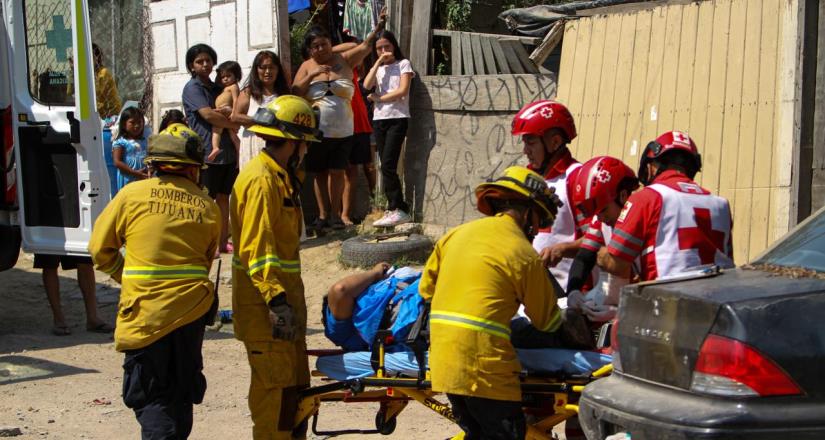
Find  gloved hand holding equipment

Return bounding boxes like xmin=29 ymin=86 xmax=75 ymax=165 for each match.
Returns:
xmin=268 ymin=294 xmax=296 ymax=341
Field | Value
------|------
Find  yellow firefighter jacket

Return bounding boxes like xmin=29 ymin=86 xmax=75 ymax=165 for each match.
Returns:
xmin=88 ymin=175 xmax=220 ymax=351
xmin=419 ymin=214 xmax=563 ymax=401
xmin=230 ymin=152 xmax=305 ymax=342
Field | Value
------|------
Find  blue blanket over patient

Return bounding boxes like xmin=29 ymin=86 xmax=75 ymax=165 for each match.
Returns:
xmin=352 ymin=268 xmax=422 ymax=348
xmin=316 ymin=348 xmax=612 ymax=381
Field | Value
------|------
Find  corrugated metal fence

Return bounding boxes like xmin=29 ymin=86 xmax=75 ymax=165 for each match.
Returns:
xmin=556 ymin=0 xmax=801 ymax=263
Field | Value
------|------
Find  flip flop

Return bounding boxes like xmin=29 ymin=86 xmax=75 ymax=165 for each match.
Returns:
xmin=52 ymin=325 xmax=71 ymax=336
xmin=86 ymin=322 xmax=114 ymax=334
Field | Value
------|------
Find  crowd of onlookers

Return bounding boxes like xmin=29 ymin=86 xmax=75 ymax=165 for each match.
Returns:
xmin=41 ymin=24 xmax=416 ymax=334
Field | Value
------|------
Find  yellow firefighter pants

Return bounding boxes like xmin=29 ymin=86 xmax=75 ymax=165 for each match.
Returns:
xmin=244 ymin=339 xmax=310 ymax=440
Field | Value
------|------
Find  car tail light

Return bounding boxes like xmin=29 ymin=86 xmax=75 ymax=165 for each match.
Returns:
xmin=691 ymin=334 xmax=802 ymax=397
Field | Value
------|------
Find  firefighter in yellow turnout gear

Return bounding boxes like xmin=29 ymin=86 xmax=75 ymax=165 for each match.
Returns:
xmin=88 ymin=124 xmax=220 ymax=438
xmin=230 ymin=95 xmax=321 ymax=439
xmin=420 ymin=166 xmax=583 ymax=440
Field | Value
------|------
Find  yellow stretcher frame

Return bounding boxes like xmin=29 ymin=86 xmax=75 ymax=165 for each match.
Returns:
xmin=295 ymin=348 xmax=613 ymax=439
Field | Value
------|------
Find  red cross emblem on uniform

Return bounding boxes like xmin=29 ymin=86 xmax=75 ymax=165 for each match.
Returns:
xmin=677 ymin=208 xmax=726 ymax=264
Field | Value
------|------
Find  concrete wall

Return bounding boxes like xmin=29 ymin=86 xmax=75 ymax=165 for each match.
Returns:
xmin=148 ymin=0 xmax=289 ymax=131
xmin=555 ymin=0 xmax=804 ymax=263
xmin=406 ymin=74 xmax=556 ymax=226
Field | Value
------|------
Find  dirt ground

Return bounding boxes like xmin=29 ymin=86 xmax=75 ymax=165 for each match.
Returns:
xmin=0 ymin=233 xmax=463 ymax=439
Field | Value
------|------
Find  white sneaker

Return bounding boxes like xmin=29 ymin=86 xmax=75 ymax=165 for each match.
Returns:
xmin=373 ymin=209 xmax=411 ymax=227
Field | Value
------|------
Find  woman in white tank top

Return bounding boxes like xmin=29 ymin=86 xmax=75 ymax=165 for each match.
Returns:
xmin=231 ymin=50 xmax=290 ymax=170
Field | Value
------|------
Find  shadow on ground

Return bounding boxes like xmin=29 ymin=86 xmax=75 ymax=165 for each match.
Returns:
xmin=0 ymin=354 xmax=98 ymax=385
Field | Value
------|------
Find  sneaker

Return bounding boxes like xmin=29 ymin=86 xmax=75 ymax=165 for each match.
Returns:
xmin=373 ymin=209 xmax=411 ymax=227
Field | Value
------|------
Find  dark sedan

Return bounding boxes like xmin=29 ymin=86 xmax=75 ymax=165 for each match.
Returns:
xmin=578 ymin=207 xmax=825 ymax=439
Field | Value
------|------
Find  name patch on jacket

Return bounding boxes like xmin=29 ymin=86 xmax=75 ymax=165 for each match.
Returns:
xmin=148 ymin=188 xmax=208 ymax=223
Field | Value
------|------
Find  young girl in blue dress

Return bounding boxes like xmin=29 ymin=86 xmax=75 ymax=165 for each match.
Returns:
xmin=112 ymin=106 xmax=148 ymax=192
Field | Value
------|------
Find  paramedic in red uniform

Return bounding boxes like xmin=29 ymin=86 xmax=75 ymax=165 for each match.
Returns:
xmin=512 ymin=100 xmax=590 ymax=289
xmin=598 ymin=131 xmax=735 ymax=281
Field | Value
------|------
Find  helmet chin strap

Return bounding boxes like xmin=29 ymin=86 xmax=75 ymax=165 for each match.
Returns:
xmin=537 ymin=137 xmax=566 ymax=175
xmin=520 ymin=207 xmax=538 ymax=241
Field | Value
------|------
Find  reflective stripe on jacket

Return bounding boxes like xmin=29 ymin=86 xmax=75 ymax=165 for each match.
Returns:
xmin=419 ymin=214 xmax=562 ymax=401
xmin=230 ymin=152 xmax=306 ymax=342
xmin=88 ymin=175 xmax=220 ymax=351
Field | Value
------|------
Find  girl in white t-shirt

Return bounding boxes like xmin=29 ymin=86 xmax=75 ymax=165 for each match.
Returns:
xmin=363 ymin=30 xmax=415 ymax=227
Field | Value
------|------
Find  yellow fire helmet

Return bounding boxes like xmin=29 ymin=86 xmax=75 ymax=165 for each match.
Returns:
xmin=475 ymin=166 xmax=562 ymax=225
xmin=248 ymin=95 xmax=322 ymax=142
xmin=143 ymin=123 xmax=205 ymax=168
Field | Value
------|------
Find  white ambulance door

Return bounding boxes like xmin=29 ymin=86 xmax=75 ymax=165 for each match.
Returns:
xmin=6 ymin=0 xmax=109 ymax=256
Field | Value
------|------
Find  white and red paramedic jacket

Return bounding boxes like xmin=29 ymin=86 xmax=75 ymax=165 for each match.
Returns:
xmin=607 ymin=170 xmax=735 ymax=281
xmin=529 ymin=149 xmax=589 ymax=289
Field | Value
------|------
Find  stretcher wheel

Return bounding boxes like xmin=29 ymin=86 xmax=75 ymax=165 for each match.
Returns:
xmin=375 ymin=411 xmax=397 ymax=435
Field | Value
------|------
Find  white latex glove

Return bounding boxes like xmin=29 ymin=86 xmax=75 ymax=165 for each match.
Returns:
xmin=581 ymin=300 xmax=617 ymax=322
xmin=566 ymin=290 xmax=586 ymax=310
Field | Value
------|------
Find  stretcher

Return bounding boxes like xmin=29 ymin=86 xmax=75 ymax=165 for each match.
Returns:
xmin=295 ymin=333 xmax=612 ymax=439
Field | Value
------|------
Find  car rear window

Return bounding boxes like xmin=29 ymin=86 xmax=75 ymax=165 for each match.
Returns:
xmin=23 ymin=0 xmax=75 ymax=107
xmin=755 ymin=209 xmax=825 ymax=272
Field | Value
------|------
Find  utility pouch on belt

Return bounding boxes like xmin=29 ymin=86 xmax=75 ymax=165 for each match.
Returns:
xmin=205 ymin=259 xmax=222 ymax=326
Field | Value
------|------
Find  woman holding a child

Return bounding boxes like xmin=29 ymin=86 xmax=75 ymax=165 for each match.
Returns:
xmin=181 ymin=43 xmax=239 ymax=254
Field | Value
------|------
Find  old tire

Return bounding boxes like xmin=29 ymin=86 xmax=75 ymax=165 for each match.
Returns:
xmin=340 ymin=233 xmax=433 ymax=267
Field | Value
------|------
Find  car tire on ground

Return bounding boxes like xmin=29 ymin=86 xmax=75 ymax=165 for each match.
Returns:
xmin=340 ymin=233 xmax=433 ymax=267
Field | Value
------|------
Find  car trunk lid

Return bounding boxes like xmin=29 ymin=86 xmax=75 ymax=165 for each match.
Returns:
xmin=616 ymin=268 xmax=825 ymax=394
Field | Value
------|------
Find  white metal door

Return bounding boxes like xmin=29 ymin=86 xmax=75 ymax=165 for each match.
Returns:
xmin=5 ymin=0 xmax=109 ymax=256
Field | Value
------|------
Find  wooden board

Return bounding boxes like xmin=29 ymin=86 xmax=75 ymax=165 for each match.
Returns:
xmin=461 ymin=31 xmax=475 ymax=76
xmin=641 ymin=5 xmax=667 ymax=146
xmin=687 ymin=0 xmax=715 ymax=187
xmin=577 ymin=16 xmax=607 ymax=159
xmin=673 ymin=3 xmax=698 ymax=132
xmin=734 ymin=0 xmax=765 ymax=258
xmin=450 ymin=31 xmax=462 ymax=75
xmin=529 ymin=19 xmax=565 ymax=66
xmin=489 ymin=37 xmax=512 ymax=75
xmin=479 ymin=34 xmax=499 ymax=74
xmin=506 ymin=39 xmax=540 ymax=74
xmin=592 ymin=13 xmax=622 ymax=156
xmin=470 ymin=33 xmax=487 ymax=75
xmin=621 ymin=10 xmax=652 ymax=165
xmin=702 ymin=0 xmax=732 ymax=194
xmin=409 ymin=0 xmax=433 ymax=75
xmin=413 ymin=74 xmax=556 ymax=112
xmin=432 ymin=29 xmax=541 ymax=45
xmin=566 ymin=17 xmax=593 ymax=154
xmin=556 ymin=21 xmax=578 ymax=101
xmin=499 ymin=39 xmax=526 ymax=74
xmin=718 ymin=0 xmax=746 ymax=199
xmin=655 ymin=4 xmax=683 ymax=133
xmin=607 ymin=12 xmax=637 ymax=159
xmin=753 ymin=0 xmax=779 ymax=188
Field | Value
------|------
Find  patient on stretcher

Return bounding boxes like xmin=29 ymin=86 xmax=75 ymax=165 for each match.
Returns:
xmin=318 ymin=263 xmax=611 ymax=381
xmin=323 ymin=263 xmax=422 ymax=352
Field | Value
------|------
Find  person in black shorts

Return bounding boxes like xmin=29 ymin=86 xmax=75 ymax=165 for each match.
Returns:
xmin=182 ymin=43 xmax=240 ymax=253
xmin=34 ymin=254 xmax=112 ymax=336
xmin=342 ymin=132 xmax=376 ymax=225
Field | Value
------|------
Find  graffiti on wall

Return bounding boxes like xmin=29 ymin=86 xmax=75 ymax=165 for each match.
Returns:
xmin=407 ymin=74 xmax=557 ymax=226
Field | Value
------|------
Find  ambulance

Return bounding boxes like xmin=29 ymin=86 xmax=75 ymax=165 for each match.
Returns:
xmin=0 ymin=0 xmax=110 ymax=271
